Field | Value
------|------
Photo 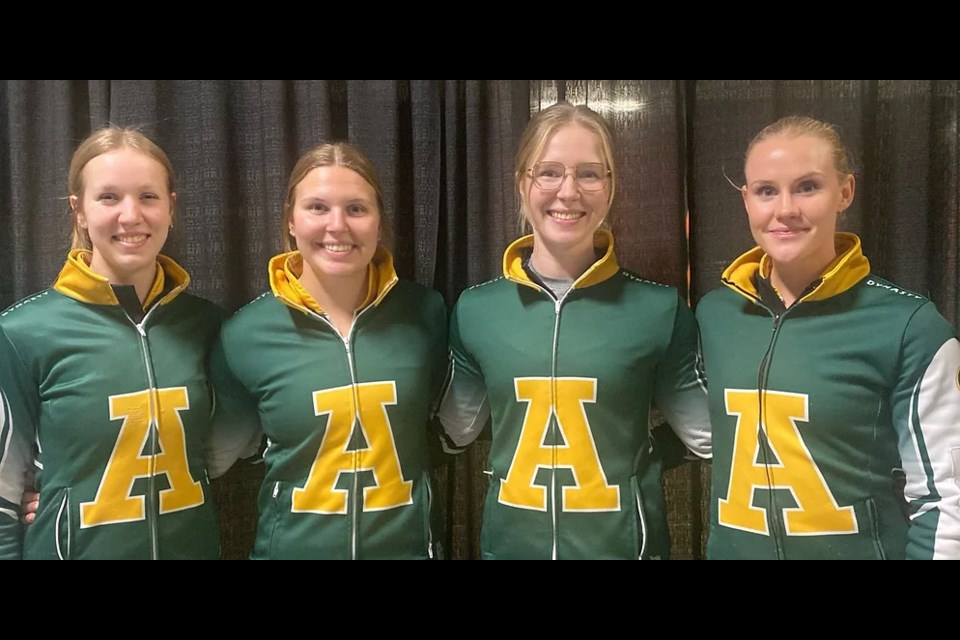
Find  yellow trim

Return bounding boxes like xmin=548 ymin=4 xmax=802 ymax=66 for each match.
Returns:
xmin=721 ymin=232 xmax=871 ymax=303
xmin=501 ymin=229 xmax=620 ymax=291
xmin=53 ymin=249 xmax=187 ymax=308
xmin=268 ymin=246 xmax=399 ymax=315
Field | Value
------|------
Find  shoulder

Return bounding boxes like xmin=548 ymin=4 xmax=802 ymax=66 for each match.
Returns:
xmin=853 ymin=275 xmax=953 ymax=334
xmin=221 ymin=292 xmax=279 ymax=334
xmin=694 ymin=285 xmax=739 ymax=317
xmin=0 ymin=288 xmax=64 ymax=337
xmin=857 ymin=275 xmax=932 ymax=309
xmin=613 ymin=269 xmax=682 ymax=307
xmin=616 ymin=268 xmax=676 ymax=292
xmin=167 ymin=292 xmax=226 ymax=323
xmin=389 ymin=279 xmax=446 ymax=307
xmin=454 ymin=275 xmax=512 ymax=307
xmin=383 ymin=280 xmax=449 ymax=327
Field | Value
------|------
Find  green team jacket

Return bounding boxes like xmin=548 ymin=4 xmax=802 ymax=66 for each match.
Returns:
xmin=437 ymin=230 xmax=711 ymax=559
xmin=697 ymin=233 xmax=960 ymax=559
xmin=0 ymin=251 xmax=222 ymax=560
xmin=208 ymin=247 xmax=448 ymax=559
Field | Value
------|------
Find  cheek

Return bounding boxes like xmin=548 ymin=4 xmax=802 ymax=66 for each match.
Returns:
xmin=288 ymin=212 xmax=315 ymax=238
xmin=744 ymin=201 xmax=768 ymax=227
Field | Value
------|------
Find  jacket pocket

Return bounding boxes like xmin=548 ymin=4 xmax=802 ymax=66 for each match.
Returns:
xmin=423 ymin=472 xmax=437 ymax=559
xmin=25 ymin=487 xmax=71 ymax=560
xmin=55 ymin=488 xmax=71 ymax=560
xmin=251 ymin=480 xmax=284 ymax=560
xmin=631 ymin=477 xmax=645 ymax=560
xmin=863 ymin=498 xmax=887 ymax=560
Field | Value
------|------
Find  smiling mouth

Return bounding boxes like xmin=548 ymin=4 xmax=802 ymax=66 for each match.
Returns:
xmin=548 ymin=210 xmax=585 ymax=221
xmin=114 ymin=234 xmax=150 ymax=245
xmin=319 ymin=243 xmax=356 ymax=253
xmin=769 ymin=228 xmax=808 ymax=236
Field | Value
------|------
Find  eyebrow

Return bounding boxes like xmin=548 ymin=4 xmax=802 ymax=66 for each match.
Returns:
xmin=747 ymin=171 xmax=826 ymax=188
xmin=299 ymin=196 xmax=375 ymax=205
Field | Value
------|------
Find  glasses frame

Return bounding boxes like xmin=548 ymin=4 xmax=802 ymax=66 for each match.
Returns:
xmin=526 ymin=161 xmax=612 ymax=192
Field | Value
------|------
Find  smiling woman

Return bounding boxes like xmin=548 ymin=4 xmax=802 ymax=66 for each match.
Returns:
xmin=435 ymin=101 xmax=711 ymax=560
xmin=0 ymin=127 xmax=225 ymax=559
xmin=69 ymin=147 xmax=175 ymax=302
xmin=697 ymin=115 xmax=960 ymax=560
xmin=206 ymin=141 xmax=449 ymax=560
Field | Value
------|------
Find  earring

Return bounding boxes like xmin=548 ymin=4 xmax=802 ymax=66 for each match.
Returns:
xmin=169 ymin=223 xmax=174 ymax=230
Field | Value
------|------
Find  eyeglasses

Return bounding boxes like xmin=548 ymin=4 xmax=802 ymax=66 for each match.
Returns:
xmin=527 ymin=161 xmax=610 ymax=192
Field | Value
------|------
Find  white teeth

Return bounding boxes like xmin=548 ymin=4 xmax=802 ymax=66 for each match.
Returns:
xmin=322 ymin=243 xmax=354 ymax=252
xmin=115 ymin=235 xmax=148 ymax=244
xmin=549 ymin=211 xmax=584 ymax=221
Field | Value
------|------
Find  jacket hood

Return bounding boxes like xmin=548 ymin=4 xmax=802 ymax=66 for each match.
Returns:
xmin=53 ymin=249 xmax=188 ymax=307
xmin=502 ymin=229 xmax=620 ymax=291
xmin=268 ymin=245 xmax=399 ymax=314
xmin=721 ymin=232 xmax=870 ymax=303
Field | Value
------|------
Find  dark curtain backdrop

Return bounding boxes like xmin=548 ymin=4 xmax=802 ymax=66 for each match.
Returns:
xmin=2 ymin=79 xmax=956 ymax=559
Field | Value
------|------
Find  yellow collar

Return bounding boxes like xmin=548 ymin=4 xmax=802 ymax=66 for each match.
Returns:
xmin=721 ymin=232 xmax=871 ymax=303
xmin=52 ymin=249 xmax=188 ymax=308
xmin=268 ymin=245 xmax=399 ymax=315
xmin=502 ymin=229 xmax=620 ymax=291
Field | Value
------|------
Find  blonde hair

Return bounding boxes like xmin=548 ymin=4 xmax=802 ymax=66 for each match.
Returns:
xmin=514 ymin=102 xmax=617 ymax=233
xmin=68 ymin=126 xmax=175 ymax=250
xmin=281 ymin=142 xmax=392 ymax=251
xmin=746 ymin=115 xmax=853 ymax=180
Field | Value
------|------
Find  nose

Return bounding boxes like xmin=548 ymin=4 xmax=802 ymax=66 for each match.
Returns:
xmin=118 ymin=196 xmax=143 ymax=225
xmin=556 ymin=170 xmax=580 ymax=200
xmin=775 ymin=191 xmax=799 ymax=218
xmin=327 ymin=207 xmax=349 ymax=231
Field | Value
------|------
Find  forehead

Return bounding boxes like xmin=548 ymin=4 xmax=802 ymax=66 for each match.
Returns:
xmin=83 ymin=148 xmax=168 ymax=185
xmin=746 ymin=134 xmax=834 ymax=178
xmin=538 ymin=123 xmax=603 ymax=161
xmin=297 ymin=165 xmax=376 ymax=198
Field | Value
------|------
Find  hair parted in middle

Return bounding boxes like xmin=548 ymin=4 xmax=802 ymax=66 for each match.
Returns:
xmin=67 ymin=125 xmax=176 ymax=251
xmin=281 ymin=141 xmax=393 ymax=251
xmin=513 ymin=101 xmax=617 ymax=233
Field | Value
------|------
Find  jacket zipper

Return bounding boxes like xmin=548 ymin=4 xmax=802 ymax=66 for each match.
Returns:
xmin=128 ymin=303 xmax=164 ymax=561
xmin=549 ymin=291 xmax=570 ymax=561
xmin=307 ymin=306 xmax=373 ymax=561
xmin=754 ymin=308 xmax=784 ymax=559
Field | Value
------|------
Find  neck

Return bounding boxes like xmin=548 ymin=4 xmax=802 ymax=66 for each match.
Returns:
xmin=88 ymin=255 xmax=157 ymax=306
xmin=529 ymin=237 xmax=597 ymax=281
xmin=298 ymin=264 xmax=369 ymax=335
xmin=769 ymin=249 xmax=836 ymax=308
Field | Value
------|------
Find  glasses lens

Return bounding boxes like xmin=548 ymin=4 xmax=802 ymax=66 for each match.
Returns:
xmin=576 ymin=163 xmax=607 ymax=191
xmin=532 ymin=162 xmax=564 ymax=190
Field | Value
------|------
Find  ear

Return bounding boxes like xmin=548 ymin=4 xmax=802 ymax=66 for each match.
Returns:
xmin=169 ymin=191 xmax=177 ymax=221
xmin=740 ymin=185 xmax=749 ymax=210
xmin=839 ymin=174 xmax=855 ymax=212
xmin=70 ymin=195 xmax=86 ymax=228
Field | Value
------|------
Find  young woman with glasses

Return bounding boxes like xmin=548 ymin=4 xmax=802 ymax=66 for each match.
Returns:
xmin=436 ymin=101 xmax=711 ymax=559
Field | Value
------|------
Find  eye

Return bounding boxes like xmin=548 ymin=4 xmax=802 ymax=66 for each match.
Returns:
xmin=306 ymin=202 xmax=328 ymax=213
xmin=578 ymin=168 xmax=602 ymax=180
xmin=347 ymin=204 xmax=368 ymax=216
xmin=536 ymin=164 xmax=563 ymax=179
xmin=796 ymin=180 xmax=820 ymax=194
xmin=754 ymin=186 xmax=776 ymax=198
xmin=97 ymin=193 xmax=118 ymax=203
xmin=141 ymin=192 xmax=160 ymax=201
